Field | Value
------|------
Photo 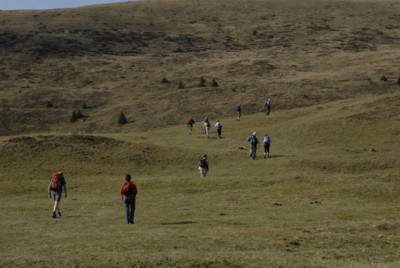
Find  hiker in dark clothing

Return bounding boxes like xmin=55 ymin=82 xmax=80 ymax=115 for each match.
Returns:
xmin=187 ymin=117 xmax=195 ymax=135
xmin=263 ymin=134 xmax=271 ymax=159
xmin=265 ymin=98 xmax=271 ymax=115
xmin=249 ymin=132 xmax=259 ymax=160
xmin=215 ymin=120 xmax=223 ymax=139
xmin=235 ymin=105 xmax=242 ymax=120
xmin=198 ymin=154 xmax=209 ymax=177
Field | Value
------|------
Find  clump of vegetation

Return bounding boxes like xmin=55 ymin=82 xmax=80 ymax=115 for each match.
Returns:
xmin=82 ymin=103 xmax=88 ymax=109
xmin=397 ymin=77 xmax=400 ymax=85
xmin=253 ymin=30 xmax=258 ymax=36
xmin=380 ymin=75 xmax=388 ymax=81
xmin=212 ymin=78 xmax=219 ymax=87
xmin=70 ymin=110 xmax=84 ymax=123
xmin=46 ymin=101 xmax=53 ymax=108
xmin=199 ymin=76 xmax=206 ymax=87
xmin=178 ymin=81 xmax=184 ymax=89
xmin=161 ymin=77 xmax=169 ymax=84
xmin=118 ymin=112 xmax=127 ymax=125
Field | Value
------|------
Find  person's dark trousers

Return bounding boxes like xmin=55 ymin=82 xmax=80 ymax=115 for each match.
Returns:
xmin=123 ymin=196 xmax=136 ymax=224
xmin=251 ymin=145 xmax=257 ymax=159
xmin=264 ymin=143 xmax=270 ymax=155
xmin=217 ymin=128 xmax=222 ymax=138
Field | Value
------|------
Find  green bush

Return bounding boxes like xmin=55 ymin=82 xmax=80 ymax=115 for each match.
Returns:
xmin=161 ymin=77 xmax=169 ymax=84
xmin=380 ymin=75 xmax=388 ymax=81
xmin=70 ymin=111 xmax=78 ymax=122
xmin=199 ymin=76 xmax=206 ymax=87
xmin=397 ymin=77 xmax=400 ymax=85
xmin=212 ymin=78 xmax=219 ymax=87
xmin=71 ymin=110 xmax=84 ymax=123
xmin=118 ymin=112 xmax=127 ymax=125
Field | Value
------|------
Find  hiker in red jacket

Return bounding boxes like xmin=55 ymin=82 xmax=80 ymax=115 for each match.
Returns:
xmin=119 ymin=174 xmax=138 ymax=224
xmin=186 ymin=117 xmax=195 ymax=135
xmin=48 ymin=172 xmax=67 ymax=218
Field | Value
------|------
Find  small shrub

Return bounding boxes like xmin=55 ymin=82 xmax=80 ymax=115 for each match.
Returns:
xmin=397 ymin=77 xmax=400 ymax=85
xmin=199 ymin=76 xmax=206 ymax=87
xmin=380 ymin=75 xmax=388 ymax=81
xmin=118 ymin=112 xmax=127 ymax=125
xmin=82 ymin=103 xmax=88 ymax=109
xmin=46 ymin=101 xmax=53 ymax=108
xmin=71 ymin=110 xmax=84 ymax=123
xmin=253 ymin=30 xmax=258 ymax=36
xmin=161 ymin=77 xmax=169 ymax=84
xmin=212 ymin=78 xmax=219 ymax=87
xmin=70 ymin=111 xmax=78 ymax=123
xmin=178 ymin=81 xmax=184 ymax=89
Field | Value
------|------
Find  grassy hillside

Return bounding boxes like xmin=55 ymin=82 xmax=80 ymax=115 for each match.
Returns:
xmin=1 ymin=0 xmax=400 ymax=135
xmin=0 ymin=0 xmax=400 ymax=267
xmin=0 ymin=91 xmax=399 ymax=267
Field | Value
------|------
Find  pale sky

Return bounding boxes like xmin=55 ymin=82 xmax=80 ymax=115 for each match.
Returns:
xmin=0 ymin=0 xmax=136 ymax=10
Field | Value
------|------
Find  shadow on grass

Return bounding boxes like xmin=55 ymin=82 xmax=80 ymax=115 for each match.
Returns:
xmin=160 ymin=221 xmax=197 ymax=225
xmin=268 ymin=154 xmax=292 ymax=158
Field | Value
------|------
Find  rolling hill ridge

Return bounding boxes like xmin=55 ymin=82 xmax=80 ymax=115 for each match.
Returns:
xmin=1 ymin=0 xmax=399 ymax=135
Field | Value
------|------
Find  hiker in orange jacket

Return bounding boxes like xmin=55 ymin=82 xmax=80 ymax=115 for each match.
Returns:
xmin=48 ymin=171 xmax=67 ymax=219
xmin=119 ymin=174 xmax=138 ymax=224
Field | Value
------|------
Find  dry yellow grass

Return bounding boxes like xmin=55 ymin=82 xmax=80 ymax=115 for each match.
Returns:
xmin=1 ymin=0 xmax=400 ymax=134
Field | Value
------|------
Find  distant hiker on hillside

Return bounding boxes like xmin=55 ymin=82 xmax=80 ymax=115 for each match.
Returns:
xmin=265 ymin=98 xmax=271 ymax=115
xmin=203 ymin=117 xmax=211 ymax=138
xmin=235 ymin=105 xmax=242 ymax=121
xmin=119 ymin=174 xmax=138 ymax=224
xmin=48 ymin=171 xmax=67 ymax=218
xmin=263 ymin=134 xmax=271 ymax=159
xmin=186 ymin=117 xmax=195 ymax=135
xmin=215 ymin=120 xmax=223 ymax=139
xmin=198 ymin=154 xmax=209 ymax=177
xmin=249 ymin=132 xmax=259 ymax=160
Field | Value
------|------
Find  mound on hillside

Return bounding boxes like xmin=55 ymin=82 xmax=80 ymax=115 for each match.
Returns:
xmin=1 ymin=134 xmax=196 ymax=174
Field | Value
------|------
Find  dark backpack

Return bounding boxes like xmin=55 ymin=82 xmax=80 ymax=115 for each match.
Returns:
xmin=121 ymin=182 xmax=133 ymax=195
xmin=199 ymin=159 xmax=207 ymax=168
xmin=251 ymin=137 xmax=258 ymax=145
xmin=50 ymin=173 xmax=62 ymax=191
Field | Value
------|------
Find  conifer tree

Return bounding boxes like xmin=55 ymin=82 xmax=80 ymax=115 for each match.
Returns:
xmin=70 ymin=111 xmax=78 ymax=123
xmin=199 ymin=76 xmax=206 ymax=87
xmin=212 ymin=78 xmax=219 ymax=87
xmin=118 ymin=112 xmax=127 ymax=125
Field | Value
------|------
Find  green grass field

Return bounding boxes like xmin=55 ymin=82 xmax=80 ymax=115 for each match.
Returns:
xmin=1 ymin=92 xmax=399 ymax=267
xmin=1 ymin=0 xmax=400 ymax=266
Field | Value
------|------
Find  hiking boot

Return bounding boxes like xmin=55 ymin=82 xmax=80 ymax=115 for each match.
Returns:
xmin=52 ymin=212 xmax=57 ymax=218
xmin=58 ymin=211 xmax=62 ymax=217
xmin=264 ymin=153 xmax=266 ymax=159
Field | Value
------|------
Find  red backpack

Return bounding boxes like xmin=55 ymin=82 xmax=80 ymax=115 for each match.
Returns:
xmin=121 ymin=182 xmax=133 ymax=195
xmin=50 ymin=173 xmax=62 ymax=191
